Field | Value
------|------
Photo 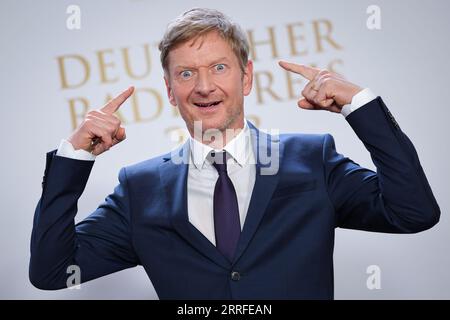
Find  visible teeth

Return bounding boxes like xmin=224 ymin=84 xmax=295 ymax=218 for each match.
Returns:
xmin=195 ymin=101 xmax=219 ymax=107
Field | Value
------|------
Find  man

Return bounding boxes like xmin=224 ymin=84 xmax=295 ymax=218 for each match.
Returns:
xmin=29 ymin=8 xmax=440 ymax=299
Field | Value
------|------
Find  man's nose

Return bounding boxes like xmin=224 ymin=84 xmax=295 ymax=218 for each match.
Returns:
xmin=194 ymin=69 xmax=216 ymax=95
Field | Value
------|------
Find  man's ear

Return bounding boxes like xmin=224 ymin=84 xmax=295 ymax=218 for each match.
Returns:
xmin=243 ymin=60 xmax=254 ymax=96
xmin=164 ymin=75 xmax=177 ymax=106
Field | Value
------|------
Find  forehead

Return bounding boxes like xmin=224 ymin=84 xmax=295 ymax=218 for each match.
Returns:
xmin=167 ymin=32 xmax=236 ymax=69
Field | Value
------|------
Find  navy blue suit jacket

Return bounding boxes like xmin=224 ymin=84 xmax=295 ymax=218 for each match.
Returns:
xmin=29 ymin=97 xmax=440 ymax=299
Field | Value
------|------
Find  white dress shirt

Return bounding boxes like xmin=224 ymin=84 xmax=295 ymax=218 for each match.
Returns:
xmin=187 ymin=121 xmax=256 ymax=245
xmin=56 ymin=88 xmax=377 ymax=245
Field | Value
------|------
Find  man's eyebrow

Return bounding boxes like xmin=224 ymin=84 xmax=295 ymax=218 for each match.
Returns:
xmin=209 ymin=57 xmax=231 ymax=65
xmin=173 ymin=57 xmax=231 ymax=70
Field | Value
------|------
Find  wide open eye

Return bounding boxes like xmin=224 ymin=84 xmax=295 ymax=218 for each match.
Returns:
xmin=180 ymin=70 xmax=193 ymax=79
xmin=214 ymin=64 xmax=226 ymax=72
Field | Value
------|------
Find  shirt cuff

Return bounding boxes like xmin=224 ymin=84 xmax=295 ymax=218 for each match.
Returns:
xmin=341 ymin=88 xmax=377 ymax=118
xmin=56 ymin=139 xmax=96 ymax=161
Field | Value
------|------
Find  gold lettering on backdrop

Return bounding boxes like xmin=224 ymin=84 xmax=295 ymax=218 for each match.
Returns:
xmin=57 ymin=55 xmax=90 ymax=89
xmin=122 ymin=44 xmax=152 ymax=79
xmin=247 ymin=27 xmax=279 ymax=61
xmin=96 ymin=49 xmax=119 ymax=84
xmin=328 ymin=59 xmax=344 ymax=74
xmin=131 ymin=88 xmax=163 ymax=123
xmin=68 ymin=97 xmax=89 ymax=129
xmin=103 ymin=88 xmax=163 ymax=124
xmin=312 ymin=20 xmax=342 ymax=53
xmin=59 ymin=18 xmax=344 ymax=131
xmin=285 ymin=69 xmax=306 ymax=100
xmin=103 ymin=93 xmax=128 ymax=125
xmin=254 ymin=71 xmax=282 ymax=105
xmin=287 ymin=23 xmax=308 ymax=56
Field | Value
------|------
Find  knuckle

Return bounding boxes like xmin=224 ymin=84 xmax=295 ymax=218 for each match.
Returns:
xmin=305 ymin=93 xmax=314 ymax=100
xmin=87 ymin=110 xmax=98 ymax=117
xmin=104 ymin=133 xmax=112 ymax=142
xmin=103 ymin=142 xmax=112 ymax=151
xmin=322 ymin=79 xmax=332 ymax=88
xmin=83 ymin=118 xmax=93 ymax=127
xmin=330 ymin=71 xmax=340 ymax=77
xmin=85 ymin=114 xmax=98 ymax=123
xmin=105 ymin=114 xmax=120 ymax=126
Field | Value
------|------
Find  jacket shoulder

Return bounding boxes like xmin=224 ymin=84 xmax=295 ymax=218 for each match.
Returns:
xmin=280 ymin=132 xmax=330 ymax=150
xmin=120 ymin=152 xmax=171 ymax=180
xmin=278 ymin=132 xmax=336 ymax=163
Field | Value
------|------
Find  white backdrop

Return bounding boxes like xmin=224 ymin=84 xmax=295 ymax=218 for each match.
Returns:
xmin=1 ymin=0 xmax=449 ymax=299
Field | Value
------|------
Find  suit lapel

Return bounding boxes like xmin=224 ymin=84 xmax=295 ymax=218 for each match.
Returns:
xmin=159 ymin=142 xmax=230 ymax=270
xmin=159 ymin=123 xmax=284 ymax=268
xmin=233 ymin=122 xmax=284 ymax=264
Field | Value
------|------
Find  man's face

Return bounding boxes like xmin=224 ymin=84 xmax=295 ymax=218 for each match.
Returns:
xmin=164 ymin=31 xmax=253 ymax=136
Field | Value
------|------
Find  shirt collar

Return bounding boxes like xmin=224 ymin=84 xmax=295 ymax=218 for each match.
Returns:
xmin=190 ymin=120 xmax=251 ymax=170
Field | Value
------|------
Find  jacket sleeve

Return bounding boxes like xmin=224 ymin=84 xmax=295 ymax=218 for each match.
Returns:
xmin=29 ymin=151 xmax=139 ymax=290
xmin=324 ymin=97 xmax=440 ymax=233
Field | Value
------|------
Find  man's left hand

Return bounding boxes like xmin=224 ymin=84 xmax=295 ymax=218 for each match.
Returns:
xmin=279 ymin=61 xmax=363 ymax=113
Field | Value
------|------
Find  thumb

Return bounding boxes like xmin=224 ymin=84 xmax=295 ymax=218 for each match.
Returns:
xmin=298 ymin=98 xmax=315 ymax=110
xmin=113 ymin=127 xmax=126 ymax=144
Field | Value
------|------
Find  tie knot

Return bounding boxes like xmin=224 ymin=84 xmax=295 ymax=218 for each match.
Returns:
xmin=211 ymin=151 xmax=227 ymax=174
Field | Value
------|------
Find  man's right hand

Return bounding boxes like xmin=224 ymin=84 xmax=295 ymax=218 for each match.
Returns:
xmin=67 ymin=86 xmax=134 ymax=156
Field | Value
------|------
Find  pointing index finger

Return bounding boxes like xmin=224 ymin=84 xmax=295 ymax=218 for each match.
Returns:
xmin=278 ymin=61 xmax=320 ymax=80
xmin=101 ymin=86 xmax=135 ymax=114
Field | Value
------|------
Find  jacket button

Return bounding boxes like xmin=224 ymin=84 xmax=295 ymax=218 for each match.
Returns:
xmin=231 ymin=271 xmax=240 ymax=281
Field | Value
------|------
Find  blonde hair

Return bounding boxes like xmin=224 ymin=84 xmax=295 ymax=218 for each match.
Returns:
xmin=158 ymin=8 xmax=250 ymax=73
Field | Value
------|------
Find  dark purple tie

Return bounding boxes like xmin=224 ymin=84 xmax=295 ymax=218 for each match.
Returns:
xmin=211 ymin=151 xmax=241 ymax=262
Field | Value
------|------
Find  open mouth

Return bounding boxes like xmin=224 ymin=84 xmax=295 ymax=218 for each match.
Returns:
xmin=194 ymin=101 xmax=221 ymax=108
